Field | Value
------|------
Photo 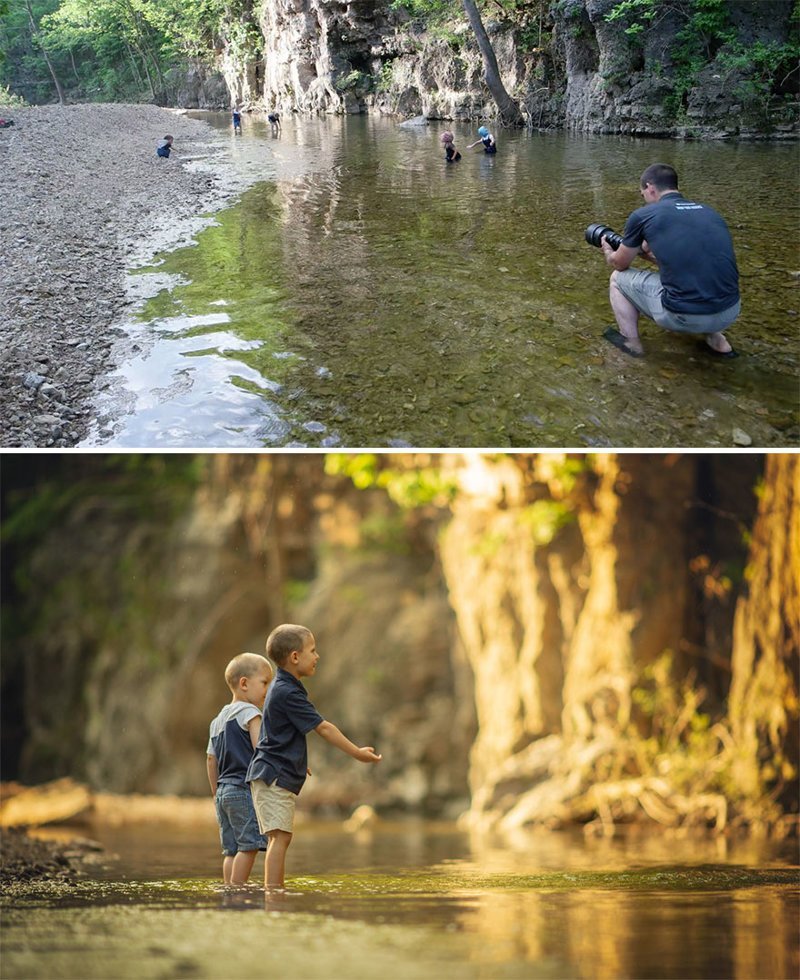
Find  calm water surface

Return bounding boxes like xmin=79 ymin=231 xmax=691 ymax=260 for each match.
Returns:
xmin=83 ymin=114 xmax=799 ymax=448
xmin=2 ymin=820 xmax=798 ymax=979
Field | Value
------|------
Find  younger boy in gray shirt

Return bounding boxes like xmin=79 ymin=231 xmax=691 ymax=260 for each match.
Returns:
xmin=207 ymin=652 xmax=272 ymax=885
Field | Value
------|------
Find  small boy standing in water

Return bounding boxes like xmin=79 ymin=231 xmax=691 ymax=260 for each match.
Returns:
xmin=467 ymin=125 xmax=497 ymax=154
xmin=440 ymin=131 xmax=461 ymax=162
xmin=247 ymin=624 xmax=382 ymax=890
xmin=232 ymin=107 xmax=242 ymax=134
xmin=207 ymin=652 xmax=273 ymax=885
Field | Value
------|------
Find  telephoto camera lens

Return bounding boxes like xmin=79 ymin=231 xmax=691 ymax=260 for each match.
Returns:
xmin=585 ymin=223 xmax=624 ymax=251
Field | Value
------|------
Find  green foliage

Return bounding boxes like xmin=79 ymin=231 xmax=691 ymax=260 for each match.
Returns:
xmin=357 ymin=512 xmax=412 ymax=554
xmin=0 ymin=0 xmax=252 ymax=103
xmin=605 ymin=0 xmax=656 ymax=38
xmin=334 ymin=68 xmax=366 ymax=93
xmin=2 ymin=455 xmax=204 ymax=551
xmin=630 ymin=651 xmax=734 ymax=799
xmin=390 ymin=0 xmax=455 ymax=20
xmin=325 ymin=454 xmax=458 ymax=510
xmin=284 ymin=578 xmax=312 ymax=606
xmin=0 ymin=81 xmax=25 ymax=103
xmin=606 ymin=0 xmax=800 ymax=126
xmin=519 ymin=499 xmax=575 ymax=546
xmin=376 ymin=60 xmax=395 ymax=92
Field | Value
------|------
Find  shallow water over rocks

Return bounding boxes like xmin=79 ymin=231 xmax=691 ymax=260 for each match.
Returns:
xmin=84 ymin=114 xmax=799 ymax=448
xmin=2 ymin=821 xmax=798 ymax=979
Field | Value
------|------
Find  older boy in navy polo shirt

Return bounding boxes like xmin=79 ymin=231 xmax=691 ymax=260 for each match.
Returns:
xmin=247 ymin=623 xmax=382 ymax=889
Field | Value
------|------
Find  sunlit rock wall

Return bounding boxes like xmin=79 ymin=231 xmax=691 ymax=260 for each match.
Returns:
xmin=438 ymin=454 xmax=756 ymax=831
xmin=198 ymin=0 xmax=797 ymax=136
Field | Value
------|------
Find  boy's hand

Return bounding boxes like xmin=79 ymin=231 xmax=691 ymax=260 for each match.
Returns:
xmin=356 ymin=746 xmax=382 ymax=764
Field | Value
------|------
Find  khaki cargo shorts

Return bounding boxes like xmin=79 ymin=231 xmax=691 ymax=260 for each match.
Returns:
xmin=615 ymin=269 xmax=740 ymax=335
xmin=250 ymin=778 xmax=296 ymax=835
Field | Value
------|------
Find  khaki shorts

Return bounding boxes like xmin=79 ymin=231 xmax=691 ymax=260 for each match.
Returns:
xmin=615 ymin=269 xmax=740 ymax=335
xmin=250 ymin=778 xmax=296 ymax=835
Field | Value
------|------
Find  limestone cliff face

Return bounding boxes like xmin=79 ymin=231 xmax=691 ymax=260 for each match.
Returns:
xmin=194 ymin=0 xmax=797 ymax=137
xmin=553 ymin=0 xmax=798 ymax=137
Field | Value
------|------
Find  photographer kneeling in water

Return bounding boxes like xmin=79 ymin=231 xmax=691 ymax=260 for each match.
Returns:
xmin=599 ymin=163 xmax=740 ymax=359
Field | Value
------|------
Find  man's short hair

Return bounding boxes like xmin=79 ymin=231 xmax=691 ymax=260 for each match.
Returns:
xmin=266 ymin=624 xmax=312 ymax=666
xmin=640 ymin=163 xmax=678 ymax=191
xmin=225 ymin=652 xmax=271 ymax=690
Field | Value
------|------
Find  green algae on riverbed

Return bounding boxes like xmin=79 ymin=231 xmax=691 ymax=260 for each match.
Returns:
xmin=3 ymin=866 xmax=798 ymax=980
xmin=5 ymin=865 xmax=798 ymax=907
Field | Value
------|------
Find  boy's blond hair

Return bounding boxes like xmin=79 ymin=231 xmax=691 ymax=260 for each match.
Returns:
xmin=266 ymin=624 xmax=312 ymax=666
xmin=224 ymin=652 xmax=272 ymax=691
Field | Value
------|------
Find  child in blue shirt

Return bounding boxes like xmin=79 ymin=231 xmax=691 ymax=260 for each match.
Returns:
xmin=156 ymin=135 xmax=174 ymax=158
xmin=467 ymin=126 xmax=497 ymax=154
xmin=207 ymin=652 xmax=273 ymax=885
xmin=247 ymin=623 xmax=382 ymax=890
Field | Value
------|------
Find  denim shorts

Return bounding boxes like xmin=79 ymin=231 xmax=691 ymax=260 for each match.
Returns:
xmin=615 ymin=269 xmax=740 ymax=335
xmin=215 ymin=784 xmax=267 ymax=856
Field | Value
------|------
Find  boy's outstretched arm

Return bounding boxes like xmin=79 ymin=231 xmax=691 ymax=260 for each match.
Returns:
xmin=314 ymin=720 xmax=382 ymax=763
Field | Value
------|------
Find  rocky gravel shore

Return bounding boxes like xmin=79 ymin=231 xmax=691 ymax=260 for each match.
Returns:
xmin=0 ymin=103 xmax=259 ymax=448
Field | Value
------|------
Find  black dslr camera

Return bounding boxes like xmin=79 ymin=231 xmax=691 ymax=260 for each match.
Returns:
xmin=585 ymin=223 xmax=624 ymax=251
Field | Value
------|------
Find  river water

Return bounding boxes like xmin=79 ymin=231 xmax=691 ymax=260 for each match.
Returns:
xmin=2 ymin=820 xmax=798 ymax=979
xmin=82 ymin=114 xmax=799 ymax=449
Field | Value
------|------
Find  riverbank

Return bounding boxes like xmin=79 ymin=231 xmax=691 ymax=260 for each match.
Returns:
xmin=0 ymin=103 xmax=263 ymax=448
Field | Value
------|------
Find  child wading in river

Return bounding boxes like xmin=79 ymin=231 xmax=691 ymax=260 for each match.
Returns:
xmin=440 ymin=131 xmax=461 ymax=162
xmin=207 ymin=652 xmax=273 ymax=885
xmin=467 ymin=126 xmax=497 ymax=154
xmin=247 ymin=624 xmax=382 ymax=890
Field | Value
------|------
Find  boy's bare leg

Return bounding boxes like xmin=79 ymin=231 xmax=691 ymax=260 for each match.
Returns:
xmin=265 ymin=830 xmax=292 ymax=889
xmin=222 ymin=855 xmax=234 ymax=885
xmin=230 ymin=849 xmax=257 ymax=885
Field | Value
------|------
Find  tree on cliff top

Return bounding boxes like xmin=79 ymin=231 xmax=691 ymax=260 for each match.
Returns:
xmin=393 ymin=0 xmax=524 ymax=124
xmin=461 ymin=0 xmax=523 ymax=125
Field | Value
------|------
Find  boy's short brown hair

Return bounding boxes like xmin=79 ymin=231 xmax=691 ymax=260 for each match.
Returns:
xmin=224 ymin=652 xmax=272 ymax=691
xmin=266 ymin=624 xmax=312 ymax=666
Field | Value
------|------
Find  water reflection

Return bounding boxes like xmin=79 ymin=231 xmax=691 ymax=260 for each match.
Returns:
xmin=83 ymin=115 xmax=799 ymax=448
xmin=3 ymin=821 xmax=798 ymax=980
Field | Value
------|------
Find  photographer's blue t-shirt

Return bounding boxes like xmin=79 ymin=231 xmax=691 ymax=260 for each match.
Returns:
xmin=246 ymin=668 xmax=323 ymax=795
xmin=622 ymin=192 xmax=739 ymax=314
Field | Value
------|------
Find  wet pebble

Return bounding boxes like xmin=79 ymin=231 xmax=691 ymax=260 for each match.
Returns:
xmin=732 ymin=427 xmax=753 ymax=446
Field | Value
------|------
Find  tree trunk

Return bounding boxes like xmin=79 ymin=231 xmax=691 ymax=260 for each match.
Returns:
xmin=124 ymin=39 xmax=144 ymax=89
xmin=728 ymin=454 xmax=800 ymax=810
xmin=461 ymin=0 xmax=524 ymax=126
xmin=25 ymin=0 xmax=66 ymax=105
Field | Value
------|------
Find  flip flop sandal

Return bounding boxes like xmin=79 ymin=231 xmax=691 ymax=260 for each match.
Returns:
xmin=700 ymin=342 xmax=739 ymax=359
xmin=602 ymin=326 xmax=644 ymax=358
